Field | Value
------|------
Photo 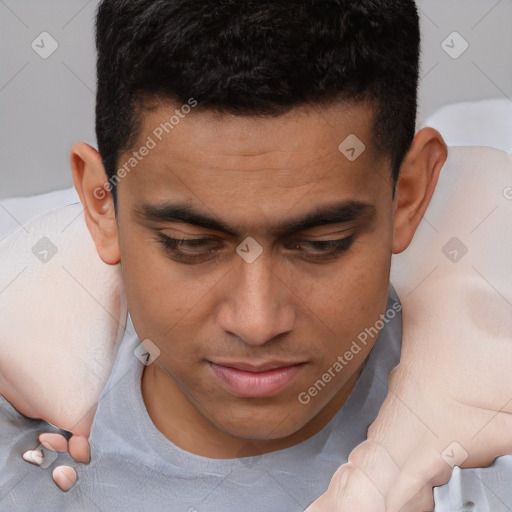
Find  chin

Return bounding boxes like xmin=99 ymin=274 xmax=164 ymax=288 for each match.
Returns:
xmin=212 ymin=407 xmax=308 ymax=442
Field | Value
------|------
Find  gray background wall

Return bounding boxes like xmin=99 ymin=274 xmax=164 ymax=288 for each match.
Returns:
xmin=1 ymin=0 xmax=511 ymax=200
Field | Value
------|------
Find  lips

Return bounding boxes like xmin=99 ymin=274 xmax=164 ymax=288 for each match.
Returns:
xmin=212 ymin=360 xmax=304 ymax=373
xmin=209 ymin=361 xmax=305 ymax=398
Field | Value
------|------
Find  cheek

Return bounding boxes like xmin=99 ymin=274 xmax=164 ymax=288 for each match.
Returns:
xmin=117 ymin=229 xmax=184 ymax=339
xmin=117 ymin=230 xmax=222 ymax=360
xmin=296 ymin=234 xmax=392 ymax=335
xmin=299 ymin=245 xmax=392 ymax=407
xmin=347 ymin=244 xmax=392 ymax=334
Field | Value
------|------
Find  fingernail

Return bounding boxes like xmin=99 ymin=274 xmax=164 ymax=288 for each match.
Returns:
xmin=22 ymin=449 xmax=43 ymax=465
xmin=52 ymin=465 xmax=77 ymax=492
xmin=39 ymin=433 xmax=68 ymax=452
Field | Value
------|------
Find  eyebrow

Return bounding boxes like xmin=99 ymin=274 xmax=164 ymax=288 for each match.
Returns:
xmin=135 ymin=200 xmax=375 ymax=239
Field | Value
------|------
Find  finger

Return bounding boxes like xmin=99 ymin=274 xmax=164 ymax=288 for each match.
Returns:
xmin=347 ymin=439 xmax=401 ymax=497
xmin=394 ymin=486 xmax=434 ymax=512
xmin=22 ymin=449 xmax=44 ymax=465
xmin=69 ymin=434 xmax=91 ymax=464
xmin=305 ymin=463 xmax=385 ymax=511
xmin=464 ymin=412 xmax=512 ymax=468
xmin=52 ymin=465 xmax=77 ymax=492
xmin=386 ymin=445 xmax=452 ymax=512
xmin=39 ymin=432 xmax=68 ymax=452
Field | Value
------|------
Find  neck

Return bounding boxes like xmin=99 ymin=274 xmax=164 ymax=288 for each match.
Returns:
xmin=141 ymin=362 xmax=363 ymax=459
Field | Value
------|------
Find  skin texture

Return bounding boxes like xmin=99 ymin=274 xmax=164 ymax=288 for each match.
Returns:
xmin=306 ymin=147 xmax=512 ymax=512
xmin=120 ymin=102 xmax=393 ymax=457
xmin=0 ymin=202 xmax=125 ymax=464
xmin=25 ymin=100 xmax=446 ymax=494
xmin=51 ymin=466 xmax=77 ymax=492
xmin=15 ymin=107 xmax=512 ymax=508
xmin=71 ymin=100 xmax=444 ymax=460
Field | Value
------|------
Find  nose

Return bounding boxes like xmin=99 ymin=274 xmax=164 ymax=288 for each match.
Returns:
xmin=216 ymin=249 xmax=296 ymax=346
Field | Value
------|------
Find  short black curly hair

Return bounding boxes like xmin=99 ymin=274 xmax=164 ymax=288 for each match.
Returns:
xmin=95 ymin=0 xmax=420 ymax=208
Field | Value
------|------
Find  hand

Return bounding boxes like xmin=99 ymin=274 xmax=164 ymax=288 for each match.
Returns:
xmin=22 ymin=431 xmax=91 ymax=492
xmin=306 ymin=146 xmax=512 ymax=511
xmin=19 ymin=400 xmax=95 ymax=492
xmin=306 ymin=271 xmax=512 ymax=511
xmin=0 ymin=202 xmax=126 ymax=493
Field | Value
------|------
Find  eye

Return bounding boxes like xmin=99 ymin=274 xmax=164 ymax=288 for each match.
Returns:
xmin=285 ymin=235 xmax=355 ymax=261
xmin=156 ymin=233 xmax=356 ymax=265
xmin=157 ymin=234 xmax=222 ymax=263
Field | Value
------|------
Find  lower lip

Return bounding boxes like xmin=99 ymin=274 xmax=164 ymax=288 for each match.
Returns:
xmin=209 ymin=363 xmax=305 ymax=398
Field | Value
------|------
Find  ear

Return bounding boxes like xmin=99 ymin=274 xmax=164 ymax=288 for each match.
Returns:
xmin=70 ymin=142 xmax=121 ymax=265
xmin=392 ymin=127 xmax=448 ymax=254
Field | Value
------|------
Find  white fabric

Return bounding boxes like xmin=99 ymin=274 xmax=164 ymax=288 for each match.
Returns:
xmin=423 ymin=98 xmax=512 ymax=154
xmin=0 ymin=187 xmax=79 ymax=242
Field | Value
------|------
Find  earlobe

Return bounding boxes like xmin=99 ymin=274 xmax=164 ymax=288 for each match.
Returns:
xmin=70 ymin=142 xmax=121 ymax=265
xmin=392 ymin=128 xmax=448 ymax=254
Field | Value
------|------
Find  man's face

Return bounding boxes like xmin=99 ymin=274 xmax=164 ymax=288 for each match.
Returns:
xmin=115 ymin=100 xmax=395 ymax=442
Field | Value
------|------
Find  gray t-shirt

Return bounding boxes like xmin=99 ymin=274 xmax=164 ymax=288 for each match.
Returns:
xmin=0 ymin=284 xmax=510 ymax=511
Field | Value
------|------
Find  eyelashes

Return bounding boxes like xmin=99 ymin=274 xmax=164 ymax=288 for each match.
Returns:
xmin=156 ymin=233 xmax=356 ymax=264
xmin=290 ymin=237 xmax=355 ymax=253
xmin=157 ymin=235 xmax=219 ymax=252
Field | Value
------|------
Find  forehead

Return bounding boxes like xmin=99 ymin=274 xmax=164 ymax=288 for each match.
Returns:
xmin=134 ymin=98 xmax=378 ymax=161
xmin=119 ymin=100 xmax=391 ymax=227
